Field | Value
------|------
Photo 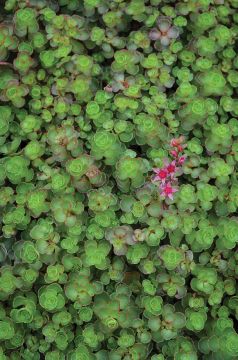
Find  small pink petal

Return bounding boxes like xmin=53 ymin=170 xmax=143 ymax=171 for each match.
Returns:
xmin=178 ymin=156 xmax=186 ymax=165
xmin=170 ymin=136 xmax=185 ymax=147
xmin=149 ymin=28 xmax=161 ymax=41
xmin=166 ymin=161 xmax=177 ymax=174
xmin=153 ymin=175 xmax=167 ymax=183
xmin=104 ymin=85 xmax=113 ymax=92
xmin=152 ymin=175 xmax=161 ymax=182
xmin=160 ymin=36 xmax=170 ymax=46
xmin=160 ymin=182 xmax=178 ymax=198
xmin=177 ymin=145 xmax=184 ymax=152
xmin=170 ymin=138 xmax=179 ymax=147
xmin=170 ymin=150 xmax=178 ymax=158
xmin=157 ymin=17 xmax=171 ymax=32
xmin=167 ymin=27 xmax=179 ymax=39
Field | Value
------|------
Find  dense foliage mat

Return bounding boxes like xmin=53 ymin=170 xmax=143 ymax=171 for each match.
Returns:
xmin=0 ymin=0 xmax=238 ymax=359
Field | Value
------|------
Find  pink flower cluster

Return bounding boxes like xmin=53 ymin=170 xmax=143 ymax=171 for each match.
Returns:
xmin=104 ymin=73 xmax=133 ymax=93
xmin=149 ymin=16 xmax=179 ymax=47
xmin=152 ymin=137 xmax=186 ymax=200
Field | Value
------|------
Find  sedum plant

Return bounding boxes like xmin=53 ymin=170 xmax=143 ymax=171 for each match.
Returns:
xmin=0 ymin=0 xmax=237 ymax=359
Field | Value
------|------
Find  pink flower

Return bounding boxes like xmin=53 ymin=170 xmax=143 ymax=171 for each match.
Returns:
xmin=170 ymin=136 xmax=185 ymax=148
xmin=149 ymin=17 xmax=179 ymax=47
xmin=170 ymin=138 xmax=179 ymax=147
xmin=104 ymin=85 xmax=113 ymax=92
xmin=149 ymin=28 xmax=161 ymax=41
xmin=166 ymin=161 xmax=177 ymax=175
xmin=177 ymin=145 xmax=184 ymax=153
xmin=150 ymin=138 xmax=187 ymax=201
xmin=178 ymin=156 xmax=186 ymax=165
xmin=153 ymin=168 xmax=168 ymax=182
xmin=160 ymin=182 xmax=178 ymax=200
xmin=170 ymin=150 xmax=178 ymax=158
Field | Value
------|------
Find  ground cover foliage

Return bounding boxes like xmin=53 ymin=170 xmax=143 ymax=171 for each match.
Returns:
xmin=0 ymin=0 xmax=238 ymax=359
